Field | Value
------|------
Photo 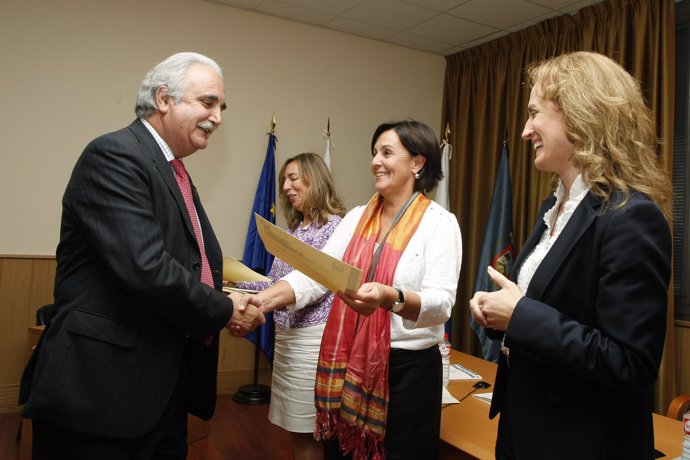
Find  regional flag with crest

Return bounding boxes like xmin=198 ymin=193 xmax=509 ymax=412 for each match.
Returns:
xmin=470 ymin=142 xmax=514 ymax=362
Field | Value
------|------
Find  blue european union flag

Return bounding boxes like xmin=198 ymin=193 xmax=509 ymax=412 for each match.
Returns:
xmin=242 ymin=132 xmax=277 ymax=363
xmin=470 ymin=142 xmax=515 ymax=362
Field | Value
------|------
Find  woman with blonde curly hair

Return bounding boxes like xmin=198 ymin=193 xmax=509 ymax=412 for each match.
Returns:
xmin=470 ymin=51 xmax=672 ymax=459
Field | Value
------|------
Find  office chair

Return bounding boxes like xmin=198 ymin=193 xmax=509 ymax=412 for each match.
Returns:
xmin=35 ymin=303 xmax=55 ymax=326
xmin=667 ymin=394 xmax=690 ymax=420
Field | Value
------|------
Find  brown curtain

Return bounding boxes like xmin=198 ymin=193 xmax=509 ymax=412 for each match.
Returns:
xmin=441 ymin=0 xmax=676 ymax=413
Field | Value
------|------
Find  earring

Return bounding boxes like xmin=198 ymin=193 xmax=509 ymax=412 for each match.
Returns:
xmin=414 ymin=172 xmax=420 ymax=180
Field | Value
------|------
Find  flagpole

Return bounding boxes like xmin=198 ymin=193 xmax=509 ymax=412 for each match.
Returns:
xmin=436 ymin=122 xmax=452 ymax=211
xmin=439 ymin=122 xmax=453 ymax=338
xmin=233 ymin=114 xmax=277 ymax=405
xmin=323 ymin=117 xmax=332 ymax=170
xmin=233 ymin=293 xmax=271 ymax=405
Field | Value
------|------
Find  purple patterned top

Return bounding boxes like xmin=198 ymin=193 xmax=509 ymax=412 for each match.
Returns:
xmin=237 ymin=214 xmax=342 ymax=329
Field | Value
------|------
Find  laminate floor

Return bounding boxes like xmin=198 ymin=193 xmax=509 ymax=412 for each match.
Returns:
xmin=0 ymin=395 xmax=467 ymax=459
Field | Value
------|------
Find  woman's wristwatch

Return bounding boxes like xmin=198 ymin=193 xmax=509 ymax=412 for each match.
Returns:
xmin=387 ymin=288 xmax=405 ymax=313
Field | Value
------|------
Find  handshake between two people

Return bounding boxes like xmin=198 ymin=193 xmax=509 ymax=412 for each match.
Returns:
xmin=225 ymin=290 xmax=267 ymax=337
xmin=224 ymin=280 xmax=400 ymax=337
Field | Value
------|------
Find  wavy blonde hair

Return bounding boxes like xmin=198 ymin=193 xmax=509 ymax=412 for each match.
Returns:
xmin=278 ymin=152 xmax=346 ymax=231
xmin=526 ymin=51 xmax=672 ymax=220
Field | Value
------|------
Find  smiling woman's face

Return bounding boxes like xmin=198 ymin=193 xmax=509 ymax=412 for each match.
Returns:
xmin=521 ymin=86 xmax=577 ymax=179
xmin=282 ymin=160 xmax=308 ymax=213
xmin=370 ymin=129 xmax=419 ymax=200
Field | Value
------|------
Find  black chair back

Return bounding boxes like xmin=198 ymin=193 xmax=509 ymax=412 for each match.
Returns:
xmin=36 ymin=304 xmax=55 ymax=326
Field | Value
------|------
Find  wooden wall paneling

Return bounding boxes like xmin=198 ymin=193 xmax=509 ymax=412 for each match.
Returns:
xmin=0 ymin=256 xmax=268 ymax=412
xmin=0 ymin=258 xmax=36 ymax=386
xmin=0 ymin=257 xmax=51 ymax=413
xmin=27 ymin=258 xmax=56 ymax=322
xmin=217 ymin=332 xmax=271 ymax=395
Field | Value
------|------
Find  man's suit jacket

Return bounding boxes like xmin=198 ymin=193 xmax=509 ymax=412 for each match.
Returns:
xmin=489 ymin=191 xmax=671 ymax=459
xmin=20 ymin=119 xmax=233 ymax=439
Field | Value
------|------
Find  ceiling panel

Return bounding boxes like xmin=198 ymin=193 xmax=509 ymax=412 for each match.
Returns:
xmin=204 ymin=0 xmax=604 ymax=55
xmin=408 ymin=14 xmax=496 ymax=46
xmin=448 ymin=0 xmax=553 ymax=29
xmin=257 ymin=0 xmax=334 ymax=25
xmin=342 ymin=0 xmax=439 ymax=30
xmin=277 ymin=0 xmax=364 ymax=15
xmin=400 ymin=0 xmax=471 ymax=13
xmin=327 ymin=17 xmax=399 ymax=41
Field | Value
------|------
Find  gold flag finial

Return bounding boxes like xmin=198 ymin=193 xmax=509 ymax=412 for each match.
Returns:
xmin=270 ymin=113 xmax=276 ymax=134
xmin=327 ymin=117 xmax=331 ymax=136
xmin=444 ymin=122 xmax=451 ymax=142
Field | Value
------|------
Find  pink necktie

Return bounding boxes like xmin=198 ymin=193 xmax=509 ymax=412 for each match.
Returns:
xmin=170 ymin=159 xmax=214 ymax=288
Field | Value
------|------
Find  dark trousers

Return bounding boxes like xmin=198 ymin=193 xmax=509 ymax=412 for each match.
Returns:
xmin=495 ymin=390 xmax=514 ymax=460
xmin=326 ymin=345 xmax=442 ymax=460
xmin=32 ymin=360 xmax=191 ymax=460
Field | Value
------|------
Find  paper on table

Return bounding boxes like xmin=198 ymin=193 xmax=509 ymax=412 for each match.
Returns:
xmin=472 ymin=392 xmax=493 ymax=404
xmin=254 ymin=214 xmax=363 ymax=293
xmin=222 ymin=256 xmax=270 ymax=282
xmin=442 ymin=387 xmax=459 ymax=405
xmin=449 ymin=363 xmax=482 ymax=380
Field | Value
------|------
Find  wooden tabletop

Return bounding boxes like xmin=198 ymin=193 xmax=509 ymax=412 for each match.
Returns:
xmin=442 ymin=350 xmax=683 ymax=459
xmin=441 ymin=350 xmax=499 ymax=459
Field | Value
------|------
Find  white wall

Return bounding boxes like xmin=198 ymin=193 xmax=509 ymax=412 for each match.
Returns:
xmin=0 ymin=0 xmax=445 ymax=258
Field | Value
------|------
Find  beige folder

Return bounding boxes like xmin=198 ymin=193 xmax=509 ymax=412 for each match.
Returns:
xmin=222 ymin=256 xmax=270 ymax=282
xmin=254 ymin=213 xmax=362 ymax=293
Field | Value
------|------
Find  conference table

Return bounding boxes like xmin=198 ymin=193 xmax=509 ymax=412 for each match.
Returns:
xmin=442 ymin=350 xmax=684 ymax=459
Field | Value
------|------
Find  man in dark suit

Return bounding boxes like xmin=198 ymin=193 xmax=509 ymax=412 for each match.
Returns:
xmin=19 ymin=52 xmax=265 ymax=459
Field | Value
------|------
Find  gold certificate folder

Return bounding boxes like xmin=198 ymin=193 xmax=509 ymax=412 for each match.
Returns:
xmin=254 ymin=213 xmax=362 ymax=293
xmin=222 ymin=256 xmax=270 ymax=282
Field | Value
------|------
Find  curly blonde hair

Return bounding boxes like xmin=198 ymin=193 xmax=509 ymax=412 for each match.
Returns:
xmin=526 ymin=51 xmax=672 ymax=220
xmin=278 ymin=153 xmax=346 ymax=231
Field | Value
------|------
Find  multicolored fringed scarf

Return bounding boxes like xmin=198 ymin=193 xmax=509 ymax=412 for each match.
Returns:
xmin=314 ymin=192 xmax=431 ymax=460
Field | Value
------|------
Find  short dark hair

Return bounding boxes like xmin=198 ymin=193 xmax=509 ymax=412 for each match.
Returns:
xmin=370 ymin=119 xmax=443 ymax=194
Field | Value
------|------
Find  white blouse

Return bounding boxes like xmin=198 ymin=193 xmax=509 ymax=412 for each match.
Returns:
xmin=517 ymin=174 xmax=590 ymax=295
xmin=282 ymin=200 xmax=462 ymax=350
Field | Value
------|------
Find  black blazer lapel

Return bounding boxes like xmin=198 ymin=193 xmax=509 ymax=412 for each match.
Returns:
xmin=512 ymin=196 xmax=554 ymax=281
xmin=491 ymin=193 xmax=600 ymax=420
xmin=524 ymin=193 xmax=601 ymax=300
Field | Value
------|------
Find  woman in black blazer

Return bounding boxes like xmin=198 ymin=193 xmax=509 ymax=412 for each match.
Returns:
xmin=470 ymin=51 xmax=672 ymax=459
